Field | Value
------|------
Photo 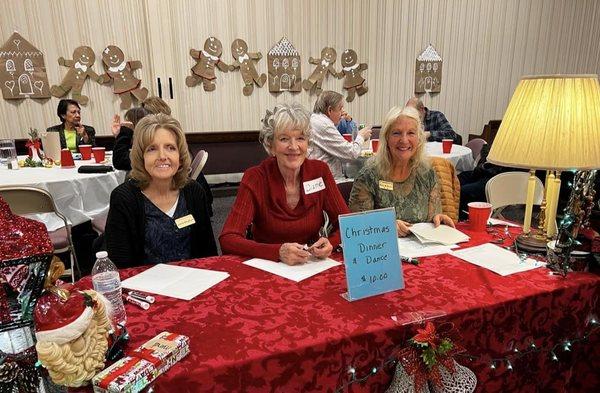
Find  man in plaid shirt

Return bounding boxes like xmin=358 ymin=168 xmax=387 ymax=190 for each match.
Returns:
xmin=406 ymin=97 xmax=458 ymax=143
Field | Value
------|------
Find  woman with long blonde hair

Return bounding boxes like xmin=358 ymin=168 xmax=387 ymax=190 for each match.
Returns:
xmin=349 ymin=106 xmax=454 ymax=236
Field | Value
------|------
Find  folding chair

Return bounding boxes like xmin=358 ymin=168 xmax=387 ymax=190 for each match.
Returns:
xmin=190 ymin=150 xmax=208 ymax=180
xmin=0 ymin=186 xmax=79 ymax=282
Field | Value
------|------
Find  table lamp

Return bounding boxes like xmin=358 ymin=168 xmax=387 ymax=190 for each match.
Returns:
xmin=487 ymin=74 xmax=600 ymax=251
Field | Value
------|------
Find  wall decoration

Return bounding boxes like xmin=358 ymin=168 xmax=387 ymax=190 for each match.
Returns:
xmin=50 ymin=46 xmax=100 ymax=106
xmin=267 ymin=37 xmax=301 ymax=93
xmin=415 ymin=44 xmax=442 ymax=94
xmin=98 ymin=45 xmax=148 ymax=110
xmin=303 ymin=47 xmax=339 ymax=95
xmin=0 ymin=32 xmax=50 ymax=100
xmin=186 ymin=37 xmax=230 ymax=92
xmin=229 ymin=38 xmax=266 ymax=96
xmin=338 ymin=49 xmax=368 ymax=102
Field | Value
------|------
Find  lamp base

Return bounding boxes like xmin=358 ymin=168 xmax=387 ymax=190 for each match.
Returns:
xmin=515 ymin=232 xmax=548 ymax=253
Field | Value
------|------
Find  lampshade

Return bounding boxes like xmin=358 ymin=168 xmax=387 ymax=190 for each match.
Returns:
xmin=488 ymin=74 xmax=600 ymax=170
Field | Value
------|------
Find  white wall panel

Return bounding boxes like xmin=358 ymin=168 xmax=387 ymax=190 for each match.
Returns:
xmin=0 ymin=0 xmax=598 ymax=141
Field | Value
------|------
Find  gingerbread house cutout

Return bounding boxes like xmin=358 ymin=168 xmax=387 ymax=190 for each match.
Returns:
xmin=267 ymin=37 xmax=301 ymax=93
xmin=415 ymin=44 xmax=442 ymax=94
xmin=0 ymin=32 xmax=50 ymax=100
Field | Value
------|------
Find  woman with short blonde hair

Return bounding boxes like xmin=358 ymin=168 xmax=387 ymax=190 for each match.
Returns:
xmin=220 ymin=103 xmax=349 ymax=265
xmin=349 ymin=106 xmax=454 ymax=237
xmin=106 ymin=114 xmax=217 ymax=267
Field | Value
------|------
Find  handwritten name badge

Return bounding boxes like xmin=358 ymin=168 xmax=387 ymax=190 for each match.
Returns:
xmin=175 ymin=214 xmax=196 ymax=229
xmin=339 ymin=207 xmax=404 ymax=301
xmin=303 ymin=177 xmax=326 ymax=195
xmin=379 ymin=180 xmax=394 ymax=191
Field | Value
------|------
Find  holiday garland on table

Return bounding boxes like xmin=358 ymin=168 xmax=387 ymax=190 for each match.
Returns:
xmin=336 ymin=316 xmax=599 ymax=392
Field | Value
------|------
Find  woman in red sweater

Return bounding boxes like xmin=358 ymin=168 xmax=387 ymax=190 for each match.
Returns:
xmin=219 ymin=103 xmax=350 ymax=265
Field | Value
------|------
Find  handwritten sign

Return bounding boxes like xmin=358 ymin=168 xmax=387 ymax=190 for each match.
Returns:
xmin=339 ymin=208 xmax=404 ymax=301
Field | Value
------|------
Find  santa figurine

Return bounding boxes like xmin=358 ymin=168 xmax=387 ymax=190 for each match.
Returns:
xmin=33 ymin=261 xmax=112 ymax=387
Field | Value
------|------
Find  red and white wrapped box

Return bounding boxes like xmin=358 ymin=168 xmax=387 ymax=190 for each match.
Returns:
xmin=92 ymin=332 xmax=189 ymax=393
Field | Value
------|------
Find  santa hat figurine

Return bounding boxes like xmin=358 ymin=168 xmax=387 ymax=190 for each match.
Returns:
xmin=33 ymin=261 xmax=111 ymax=387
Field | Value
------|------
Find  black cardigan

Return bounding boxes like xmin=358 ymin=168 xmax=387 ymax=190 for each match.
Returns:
xmin=105 ymin=179 xmax=218 ymax=268
xmin=47 ymin=123 xmax=96 ymax=149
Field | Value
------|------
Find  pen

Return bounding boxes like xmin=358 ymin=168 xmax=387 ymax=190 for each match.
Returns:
xmin=123 ymin=295 xmax=150 ymax=310
xmin=401 ymin=256 xmax=420 ymax=265
xmin=125 ymin=290 xmax=155 ymax=304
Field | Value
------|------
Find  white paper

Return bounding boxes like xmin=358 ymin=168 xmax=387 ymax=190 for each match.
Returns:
xmin=397 ymin=236 xmax=458 ymax=258
xmin=243 ymin=258 xmax=341 ymax=282
xmin=409 ymin=223 xmax=470 ymax=245
xmin=488 ymin=218 xmax=521 ymax=227
xmin=451 ymin=243 xmax=544 ymax=276
xmin=121 ymin=264 xmax=229 ymax=300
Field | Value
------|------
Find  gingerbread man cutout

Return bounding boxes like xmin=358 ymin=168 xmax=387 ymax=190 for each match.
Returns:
xmin=337 ymin=49 xmax=368 ymax=102
xmin=229 ymin=39 xmax=267 ymax=96
xmin=50 ymin=46 xmax=100 ymax=106
xmin=302 ymin=47 xmax=339 ymax=95
xmin=186 ymin=37 xmax=230 ymax=92
xmin=98 ymin=45 xmax=148 ymax=110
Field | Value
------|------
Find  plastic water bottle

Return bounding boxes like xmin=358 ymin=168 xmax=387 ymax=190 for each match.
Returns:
xmin=92 ymin=251 xmax=127 ymax=329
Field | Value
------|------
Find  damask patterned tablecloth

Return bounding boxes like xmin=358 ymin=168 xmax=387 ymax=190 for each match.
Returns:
xmin=77 ymin=225 xmax=599 ymax=392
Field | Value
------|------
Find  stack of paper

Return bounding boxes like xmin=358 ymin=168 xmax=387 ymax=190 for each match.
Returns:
xmin=121 ymin=264 xmax=229 ymax=300
xmin=409 ymin=223 xmax=470 ymax=245
xmin=451 ymin=243 xmax=544 ymax=276
xmin=397 ymin=236 xmax=458 ymax=258
xmin=243 ymin=258 xmax=341 ymax=282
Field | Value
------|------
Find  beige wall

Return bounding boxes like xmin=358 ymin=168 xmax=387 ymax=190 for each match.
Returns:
xmin=1 ymin=0 xmax=599 ymax=141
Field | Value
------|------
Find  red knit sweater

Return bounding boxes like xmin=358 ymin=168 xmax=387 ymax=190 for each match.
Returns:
xmin=219 ymin=157 xmax=350 ymax=261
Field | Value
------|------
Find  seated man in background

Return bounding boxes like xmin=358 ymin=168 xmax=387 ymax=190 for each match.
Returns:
xmin=406 ymin=97 xmax=459 ymax=144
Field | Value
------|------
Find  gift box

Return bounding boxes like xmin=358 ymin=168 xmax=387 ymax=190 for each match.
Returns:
xmin=92 ymin=332 xmax=189 ymax=393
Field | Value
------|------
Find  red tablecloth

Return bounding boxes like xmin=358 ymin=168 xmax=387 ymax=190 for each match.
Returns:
xmin=78 ymin=225 xmax=599 ymax=392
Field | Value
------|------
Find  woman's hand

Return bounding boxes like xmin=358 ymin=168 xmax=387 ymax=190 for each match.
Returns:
xmin=396 ymin=219 xmax=412 ymax=237
xmin=279 ymin=243 xmax=311 ymax=266
xmin=433 ymin=214 xmax=455 ymax=228
xmin=111 ymin=114 xmax=121 ymax=136
xmin=308 ymin=237 xmax=333 ymax=259
xmin=75 ymin=125 xmax=89 ymax=143
xmin=358 ymin=126 xmax=372 ymax=140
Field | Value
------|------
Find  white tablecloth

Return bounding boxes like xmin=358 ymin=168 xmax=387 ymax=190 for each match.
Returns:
xmin=426 ymin=142 xmax=475 ymax=173
xmin=0 ymin=156 xmax=125 ymax=230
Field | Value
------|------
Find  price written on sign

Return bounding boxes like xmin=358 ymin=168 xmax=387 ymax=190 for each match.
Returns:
xmin=339 ymin=208 xmax=404 ymax=301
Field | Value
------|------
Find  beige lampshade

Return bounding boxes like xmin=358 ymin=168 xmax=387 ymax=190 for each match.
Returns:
xmin=488 ymin=74 xmax=600 ymax=170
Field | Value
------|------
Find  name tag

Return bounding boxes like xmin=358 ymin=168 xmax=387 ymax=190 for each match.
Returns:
xmin=303 ymin=177 xmax=326 ymax=194
xmin=379 ymin=181 xmax=394 ymax=191
xmin=175 ymin=214 xmax=196 ymax=229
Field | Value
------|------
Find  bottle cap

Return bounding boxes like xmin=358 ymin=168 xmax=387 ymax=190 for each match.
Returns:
xmin=96 ymin=251 xmax=108 ymax=259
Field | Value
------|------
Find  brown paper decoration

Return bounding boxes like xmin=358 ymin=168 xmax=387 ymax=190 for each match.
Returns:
xmin=415 ymin=44 xmax=442 ymax=94
xmin=50 ymin=46 xmax=100 ymax=106
xmin=98 ymin=45 xmax=148 ymax=110
xmin=229 ymin=39 xmax=266 ymax=96
xmin=338 ymin=49 xmax=368 ymax=102
xmin=186 ymin=37 xmax=230 ymax=92
xmin=0 ymin=32 xmax=51 ymax=100
xmin=267 ymin=37 xmax=301 ymax=93
xmin=302 ymin=47 xmax=338 ymax=95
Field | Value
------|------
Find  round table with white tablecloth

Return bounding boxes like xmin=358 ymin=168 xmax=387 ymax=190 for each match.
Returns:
xmin=425 ymin=142 xmax=475 ymax=173
xmin=0 ymin=155 xmax=125 ymax=230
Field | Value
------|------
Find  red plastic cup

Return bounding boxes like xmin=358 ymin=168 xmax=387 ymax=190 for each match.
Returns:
xmin=92 ymin=147 xmax=106 ymax=163
xmin=371 ymin=139 xmax=379 ymax=152
xmin=342 ymin=134 xmax=353 ymax=142
xmin=442 ymin=139 xmax=453 ymax=154
xmin=468 ymin=202 xmax=492 ymax=232
xmin=60 ymin=148 xmax=75 ymax=168
xmin=79 ymin=144 xmax=92 ymax=160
